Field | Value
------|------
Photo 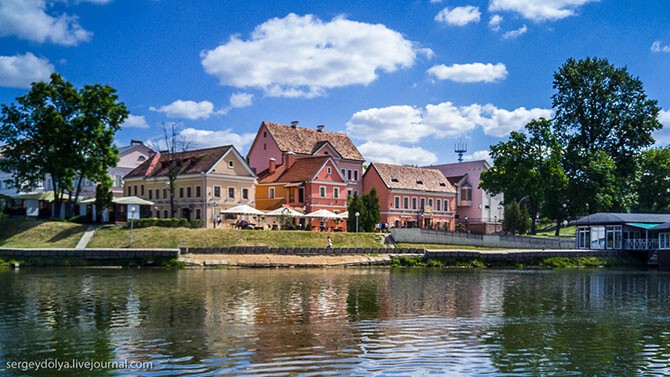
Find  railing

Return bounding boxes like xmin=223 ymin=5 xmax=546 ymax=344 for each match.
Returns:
xmin=623 ymin=239 xmax=659 ymax=250
xmin=420 ymin=229 xmax=484 ymax=240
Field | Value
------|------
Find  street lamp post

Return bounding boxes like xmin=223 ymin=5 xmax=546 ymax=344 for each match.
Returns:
xmin=129 ymin=206 xmax=136 ymax=247
xmin=355 ymin=212 xmax=360 ymax=250
xmin=494 ymin=215 xmax=498 ymax=233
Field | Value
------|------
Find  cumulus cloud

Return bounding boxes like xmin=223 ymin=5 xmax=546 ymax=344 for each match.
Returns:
xmin=229 ymin=92 xmax=253 ymax=108
xmin=435 ymin=6 xmax=481 ymax=26
xmin=347 ymin=101 xmax=552 ymax=142
xmin=178 ymin=128 xmax=256 ymax=152
xmin=502 ymin=25 xmax=528 ymax=39
xmin=464 ymin=150 xmax=492 ymax=162
xmin=123 ymin=114 xmax=149 ymax=129
xmin=488 ymin=0 xmax=598 ymax=22
xmin=0 ymin=0 xmax=92 ymax=45
xmin=358 ymin=142 xmax=438 ymax=166
xmin=150 ymin=100 xmax=217 ymax=120
xmin=653 ymin=109 xmax=670 ymax=145
xmin=659 ymin=109 xmax=670 ymax=127
xmin=651 ymin=41 xmax=670 ymax=53
xmin=201 ymin=13 xmax=429 ymax=98
xmin=489 ymin=15 xmax=503 ymax=31
xmin=427 ymin=62 xmax=508 ymax=83
xmin=0 ymin=52 xmax=53 ymax=88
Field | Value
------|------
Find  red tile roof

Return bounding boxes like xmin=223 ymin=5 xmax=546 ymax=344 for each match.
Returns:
xmin=258 ymin=156 xmax=344 ymax=184
xmin=263 ymin=121 xmax=364 ymax=161
xmin=368 ymin=162 xmax=456 ymax=193
xmin=124 ymin=145 xmax=233 ymax=179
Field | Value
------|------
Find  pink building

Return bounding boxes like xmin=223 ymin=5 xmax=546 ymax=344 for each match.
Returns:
xmin=247 ymin=121 xmax=365 ymax=197
xmin=427 ymin=160 xmax=504 ymax=233
xmin=363 ymin=162 xmax=457 ymax=230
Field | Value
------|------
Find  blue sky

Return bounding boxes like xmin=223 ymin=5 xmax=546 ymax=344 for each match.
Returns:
xmin=1 ymin=0 xmax=669 ymax=166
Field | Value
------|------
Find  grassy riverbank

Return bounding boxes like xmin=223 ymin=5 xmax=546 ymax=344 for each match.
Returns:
xmin=88 ymin=226 xmax=387 ymax=249
xmin=391 ymin=255 xmax=643 ymax=269
xmin=0 ymin=218 xmax=87 ymax=248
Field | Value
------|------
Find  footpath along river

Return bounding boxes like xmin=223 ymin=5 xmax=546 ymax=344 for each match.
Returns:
xmin=1 ymin=268 xmax=669 ymax=376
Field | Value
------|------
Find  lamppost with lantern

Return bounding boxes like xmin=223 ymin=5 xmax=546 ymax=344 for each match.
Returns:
xmin=355 ymin=211 xmax=360 ymax=250
xmin=129 ymin=206 xmax=136 ymax=247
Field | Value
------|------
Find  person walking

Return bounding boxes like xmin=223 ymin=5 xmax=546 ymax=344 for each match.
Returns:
xmin=327 ymin=236 xmax=332 ymax=249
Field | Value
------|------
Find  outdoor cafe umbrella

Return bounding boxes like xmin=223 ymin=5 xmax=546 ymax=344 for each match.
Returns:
xmin=219 ymin=204 xmax=265 ymax=216
xmin=304 ymin=209 xmax=340 ymax=219
xmin=336 ymin=211 xmax=349 ymax=219
xmin=265 ymin=206 xmax=304 ymax=217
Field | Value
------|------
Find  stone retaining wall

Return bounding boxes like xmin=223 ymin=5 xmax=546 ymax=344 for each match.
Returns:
xmin=392 ymin=228 xmax=576 ymax=249
xmin=0 ymin=248 xmax=180 ymax=259
xmin=425 ymin=250 xmax=626 ymax=260
xmin=182 ymin=246 xmax=423 ymax=255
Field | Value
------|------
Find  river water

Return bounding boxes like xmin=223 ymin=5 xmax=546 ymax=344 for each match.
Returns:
xmin=1 ymin=268 xmax=669 ymax=376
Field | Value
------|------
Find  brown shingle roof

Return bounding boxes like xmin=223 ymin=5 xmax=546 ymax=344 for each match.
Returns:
xmin=258 ymin=156 xmax=339 ymax=183
xmin=263 ymin=121 xmax=364 ymax=161
xmin=369 ymin=162 xmax=456 ymax=193
xmin=124 ymin=145 xmax=233 ymax=179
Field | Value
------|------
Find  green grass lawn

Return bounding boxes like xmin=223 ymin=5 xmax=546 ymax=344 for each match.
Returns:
xmin=0 ymin=218 xmax=88 ymax=248
xmin=534 ymin=225 xmax=576 ymax=237
xmin=88 ymin=225 xmax=388 ymax=249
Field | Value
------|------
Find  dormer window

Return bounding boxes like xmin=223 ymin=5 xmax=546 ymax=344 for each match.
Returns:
xmin=137 ymin=156 xmax=146 ymax=162
xmin=228 ymin=160 xmax=234 ymax=168
xmin=391 ymin=178 xmax=399 ymax=182
xmin=439 ymin=183 xmax=446 ymax=187
xmin=416 ymin=180 xmax=423 ymax=185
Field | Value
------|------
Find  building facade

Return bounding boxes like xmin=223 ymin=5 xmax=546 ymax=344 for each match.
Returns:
xmin=363 ymin=162 xmax=457 ymax=230
xmin=247 ymin=121 xmax=365 ymax=197
xmin=427 ymin=160 xmax=504 ymax=234
xmin=123 ymin=145 xmax=256 ymax=228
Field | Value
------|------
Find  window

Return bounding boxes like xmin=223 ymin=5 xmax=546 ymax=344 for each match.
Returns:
xmin=228 ymin=160 xmax=234 ymax=168
xmin=115 ymin=175 xmax=123 ymax=187
xmin=163 ymin=188 xmax=167 ymax=199
xmin=347 ymin=189 xmax=353 ymax=198
xmin=148 ymin=190 xmax=153 ymax=200
xmin=420 ymin=198 xmax=425 ymax=209
xmin=179 ymin=187 xmax=184 ymax=198
xmin=156 ymin=189 xmax=160 ymax=200
xmin=138 ymin=156 xmax=146 ymax=162
xmin=327 ymin=166 xmax=332 ymax=175
xmin=403 ymin=197 xmax=409 ymax=209
xmin=394 ymin=196 xmax=400 ymax=209
xmin=320 ymin=186 xmax=326 ymax=197
xmin=196 ymin=186 xmax=201 ymax=198
xmin=141 ymin=185 xmax=144 ymax=196
xmin=347 ymin=170 xmax=352 ymax=180
xmin=354 ymin=170 xmax=358 ymax=180
xmin=133 ymin=186 xmax=137 ymax=196
xmin=242 ymin=188 xmax=249 ymax=200
xmin=444 ymin=199 xmax=450 ymax=211
xmin=269 ymin=187 xmax=275 ymax=199
xmin=156 ymin=210 xmax=160 ymax=218
xmin=333 ymin=187 xmax=340 ymax=198
xmin=214 ymin=186 xmax=221 ymax=198
xmin=461 ymin=186 xmax=472 ymax=201
xmin=660 ymin=233 xmax=670 ymax=250
xmin=228 ymin=187 xmax=235 ymax=199
xmin=341 ymin=169 xmax=346 ymax=178
xmin=436 ymin=199 xmax=441 ymax=211
xmin=195 ymin=209 xmax=201 ymax=220
xmin=187 ymin=187 xmax=192 ymax=198
xmin=412 ymin=197 xmax=417 ymax=210
xmin=428 ymin=198 xmax=433 ymax=207
xmin=127 ymin=186 xmax=131 ymax=196
xmin=263 ymin=131 xmax=267 ymax=137
xmin=164 ymin=210 xmax=168 ymax=218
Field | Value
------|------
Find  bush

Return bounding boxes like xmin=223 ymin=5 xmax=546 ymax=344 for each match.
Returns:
xmin=128 ymin=218 xmax=202 ymax=229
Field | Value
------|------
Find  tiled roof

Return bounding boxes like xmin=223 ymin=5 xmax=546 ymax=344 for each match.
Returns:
xmin=124 ymin=145 xmax=232 ymax=179
xmin=258 ymin=156 xmax=337 ymax=183
xmin=369 ymin=162 xmax=456 ymax=193
xmin=263 ymin=121 xmax=364 ymax=161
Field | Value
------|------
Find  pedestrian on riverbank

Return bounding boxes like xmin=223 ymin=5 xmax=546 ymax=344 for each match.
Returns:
xmin=327 ymin=236 xmax=332 ymax=249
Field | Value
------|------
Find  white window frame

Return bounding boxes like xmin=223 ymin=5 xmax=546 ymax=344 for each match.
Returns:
xmin=228 ymin=186 xmax=235 ymax=199
xmin=242 ymin=188 xmax=249 ymax=200
xmin=436 ymin=199 xmax=441 ymax=211
xmin=354 ymin=170 xmax=358 ymax=180
xmin=327 ymin=166 xmax=332 ymax=175
xmin=213 ymin=186 xmax=221 ymax=198
xmin=403 ymin=197 xmax=409 ymax=209
xmin=333 ymin=187 xmax=340 ymax=198
xmin=444 ymin=199 xmax=449 ymax=211
xmin=412 ymin=197 xmax=417 ymax=210
xmin=269 ymin=187 xmax=275 ymax=199
xmin=394 ymin=196 xmax=400 ymax=209
xmin=320 ymin=186 xmax=326 ymax=197
xmin=228 ymin=160 xmax=234 ymax=168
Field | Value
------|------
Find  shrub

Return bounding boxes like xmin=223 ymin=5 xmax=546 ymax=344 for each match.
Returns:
xmin=127 ymin=218 xmax=202 ymax=229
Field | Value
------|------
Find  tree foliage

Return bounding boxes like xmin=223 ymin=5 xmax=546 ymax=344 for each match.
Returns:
xmin=552 ymin=57 xmax=661 ymax=212
xmin=0 ymin=73 xmax=127 ymax=218
xmin=347 ymin=189 xmax=381 ymax=232
xmin=637 ymin=147 xmax=670 ymax=212
xmin=347 ymin=192 xmax=364 ymax=232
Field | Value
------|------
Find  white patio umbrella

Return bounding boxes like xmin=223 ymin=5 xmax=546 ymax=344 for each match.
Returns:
xmin=304 ymin=209 xmax=340 ymax=219
xmin=220 ymin=204 xmax=265 ymax=216
xmin=265 ymin=206 xmax=304 ymax=217
xmin=336 ymin=211 xmax=349 ymax=219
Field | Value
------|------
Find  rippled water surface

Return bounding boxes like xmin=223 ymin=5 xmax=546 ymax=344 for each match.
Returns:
xmin=1 ymin=268 xmax=670 ymax=376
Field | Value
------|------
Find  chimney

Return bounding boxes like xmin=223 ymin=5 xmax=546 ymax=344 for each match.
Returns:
xmin=316 ymin=124 xmax=325 ymax=132
xmin=290 ymin=120 xmax=299 ymax=129
xmin=268 ymin=158 xmax=276 ymax=174
xmin=131 ymin=139 xmax=143 ymax=146
xmin=285 ymin=152 xmax=296 ymax=167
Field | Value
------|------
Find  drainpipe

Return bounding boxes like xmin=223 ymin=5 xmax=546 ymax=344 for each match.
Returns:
xmin=202 ymin=172 xmax=207 ymax=228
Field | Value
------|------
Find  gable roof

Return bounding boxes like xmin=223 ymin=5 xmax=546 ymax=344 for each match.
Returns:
xmin=368 ymin=162 xmax=456 ymax=193
xmin=258 ymin=156 xmax=345 ymax=184
xmin=124 ymin=145 xmax=237 ymax=179
xmin=575 ymin=212 xmax=670 ymax=226
xmin=262 ymin=121 xmax=364 ymax=161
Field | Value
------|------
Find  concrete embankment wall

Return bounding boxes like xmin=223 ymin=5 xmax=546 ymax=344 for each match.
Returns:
xmin=181 ymin=246 xmax=422 ymax=255
xmin=392 ymin=228 xmax=576 ymax=249
xmin=425 ymin=249 xmax=627 ymax=260
xmin=0 ymin=248 xmax=180 ymax=259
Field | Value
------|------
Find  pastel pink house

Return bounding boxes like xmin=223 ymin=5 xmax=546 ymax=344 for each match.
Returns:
xmin=247 ymin=121 xmax=365 ymax=197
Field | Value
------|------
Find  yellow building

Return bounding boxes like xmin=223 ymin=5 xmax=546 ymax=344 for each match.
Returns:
xmin=123 ymin=145 xmax=257 ymax=228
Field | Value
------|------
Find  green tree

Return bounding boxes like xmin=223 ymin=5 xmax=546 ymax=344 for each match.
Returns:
xmin=94 ymin=177 xmax=113 ymax=223
xmin=361 ymin=188 xmax=381 ymax=232
xmin=552 ymin=57 xmax=661 ymax=213
xmin=502 ymin=200 xmax=521 ymax=235
xmin=0 ymin=73 xmax=128 ymax=218
xmin=637 ymin=147 xmax=670 ymax=212
xmin=347 ymin=192 xmax=365 ymax=232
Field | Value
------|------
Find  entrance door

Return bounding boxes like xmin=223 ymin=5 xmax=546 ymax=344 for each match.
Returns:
xmin=181 ymin=208 xmax=191 ymax=220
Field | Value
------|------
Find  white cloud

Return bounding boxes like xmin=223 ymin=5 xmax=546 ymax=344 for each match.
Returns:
xmin=489 ymin=15 xmax=503 ymax=31
xmin=430 ymin=0 xmax=444 ymax=3
xmin=464 ymin=150 xmax=492 ymax=162
xmin=347 ymin=101 xmax=553 ymax=142
xmin=651 ymin=41 xmax=670 ymax=53
xmin=488 ymin=0 xmax=598 ymax=22
xmin=0 ymin=52 xmax=53 ymax=88
xmin=0 ymin=0 xmax=92 ymax=46
xmin=359 ymin=142 xmax=438 ymax=166
xmin=427 ymin=63 xmax=508 ymax=83
xmin=229 ymin=92 xmax=253 ymax=108
xmin=435 ymin=6 xmax=481 ymax=26
xmin=150 ymin=100 xmax=216 ymax=120
xmin=201 ymin=13 xmax=429 ymax=98
xmin=659 ymin=109 xmax=670 ymax=127
xmin=123 ymin=114 xmax=149 ymax=129
xmin=502 ymin=25 xmax=528 ymax=39
xmin=178 ymin=128 xmax=256 ymax=152
xmin=654 ymin=110 xmax=670 ymax=145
